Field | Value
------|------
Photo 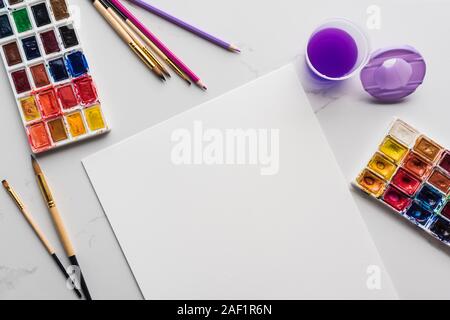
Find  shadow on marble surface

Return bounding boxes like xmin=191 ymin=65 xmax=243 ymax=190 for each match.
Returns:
xmin=350 ymin=187 xmax=450 ymax=257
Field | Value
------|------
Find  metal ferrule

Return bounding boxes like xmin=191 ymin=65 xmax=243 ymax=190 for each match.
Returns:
xmin=36 ymin=174 xmax=55 ymax=208
xmin=6 ymin=187 xmax=25 ymax=211
xmin=128 ymin=41 xmax=155 ymax=70
xmin=141 ymin=46 xmax=165 ymax=71
xmin=165 ymin=58 xmax=191 ymax=84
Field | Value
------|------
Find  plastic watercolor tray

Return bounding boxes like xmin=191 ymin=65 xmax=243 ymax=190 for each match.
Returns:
xmin=353 ymin=119 xmax=450 ymax=247
xmin=0 ymin=0 xmax=109 ymax=153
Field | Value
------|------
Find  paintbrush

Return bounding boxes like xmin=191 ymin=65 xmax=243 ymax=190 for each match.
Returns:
xmin=2 ymin=180 xmax=82 ymax=299
xmin=107 ymin=0 xmax=206 ymax=89
xmin=31 ymin=155 xmax=92 ymax=300
xmin=90 ymin=0 xmax=165 ymax=81
xmin=102 ymin=0 xmax=171 ymax=78
xmin=104 ymin=0 xmax=191 ymax=85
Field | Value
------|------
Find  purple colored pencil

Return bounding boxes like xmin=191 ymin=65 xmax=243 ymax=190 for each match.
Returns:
xmin=126 ymin=0 xmax=240 ymax=52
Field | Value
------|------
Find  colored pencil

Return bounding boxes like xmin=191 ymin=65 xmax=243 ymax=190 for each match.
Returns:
xmin=90 ymin=0 xmax=166 ymax=81
xmin=2 ymin=180 xmax=83 ymax=299
xmin=102 ymin=0 xmax=171 ymax=78
xmin=126 ymin=0 xmax=240 ymax=53
xmin=31 ymin=155 xmax=92 ymax=300
xmin=108 ymin=0 xmax=207 ymax=90
xmin=103 ymin=0 xmax=191 ymax=84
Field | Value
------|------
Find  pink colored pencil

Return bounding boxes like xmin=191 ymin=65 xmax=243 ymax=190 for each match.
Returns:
xmin=108 ymin=0 xmax=206 ymax=90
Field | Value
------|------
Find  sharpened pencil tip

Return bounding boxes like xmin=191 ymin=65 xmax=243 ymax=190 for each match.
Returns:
xmin=229 ymin=45 xmax=241 ymax=53
xmin=196 ymin=80 xmax=207 ymax=91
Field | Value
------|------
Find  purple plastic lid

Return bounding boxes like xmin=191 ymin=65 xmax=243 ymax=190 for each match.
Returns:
xmin=360 ymin=46 xmax=426 ymax=101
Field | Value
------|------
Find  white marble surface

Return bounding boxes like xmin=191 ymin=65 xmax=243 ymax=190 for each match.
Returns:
xmin=0 ymin=0 xmax=449 ymax=299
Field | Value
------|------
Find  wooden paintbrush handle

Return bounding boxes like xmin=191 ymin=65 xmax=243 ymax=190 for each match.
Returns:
xmin=93 ymin=0 xmax=133 ymax=44
xmin=21 ymin=208 xmax=55 ymax=254
xmin=127 ymin=21 xmax=165 ymax=58
xmin=49 ymin=206 xmax=75 ymax=257
xmin=92 ymin=0 xmax=161 ymax=77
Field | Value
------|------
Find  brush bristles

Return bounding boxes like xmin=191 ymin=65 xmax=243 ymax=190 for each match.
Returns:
xmin=31 ymin=155 xmax=42 ymax=174
xmin=2 ymin=180 xmax=9 ymax=188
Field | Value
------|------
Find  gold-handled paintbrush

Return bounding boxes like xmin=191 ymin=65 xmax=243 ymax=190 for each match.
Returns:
xmin=102 ymin=0 xmax=171 ymax=78
xmin=31 ymin=155 xmax=92 ymax=300
xmin=2 ymin=180 xmax=82 ymax=299
xmin=90 ymin=0 xmax=165 ymax=81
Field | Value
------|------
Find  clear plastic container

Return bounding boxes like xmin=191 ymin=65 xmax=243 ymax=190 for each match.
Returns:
xmin=306 ymin=18 xmax=370 ymax=81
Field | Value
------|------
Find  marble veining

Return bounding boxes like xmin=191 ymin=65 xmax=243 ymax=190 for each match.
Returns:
xmin=74 ymin=215 xmax=106 ymax=248
xmin=0 ymin=265 xmax=38 ymax=292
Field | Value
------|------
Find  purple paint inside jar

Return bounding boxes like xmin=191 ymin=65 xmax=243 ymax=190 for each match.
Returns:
xmin=307 ymin=28 xmax=358 ymax=78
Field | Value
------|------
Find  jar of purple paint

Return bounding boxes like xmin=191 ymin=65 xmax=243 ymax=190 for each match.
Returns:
xmin=306 ymin=18 xmax=370 ymax=81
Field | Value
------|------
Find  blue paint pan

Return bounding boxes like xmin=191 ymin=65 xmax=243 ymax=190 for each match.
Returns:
xmin=66 ymin=51 xmax=89 ymax=77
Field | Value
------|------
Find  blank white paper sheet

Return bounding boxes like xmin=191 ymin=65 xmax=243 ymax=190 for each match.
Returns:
xmin=83 ymin=65 xmax=397 ymax=299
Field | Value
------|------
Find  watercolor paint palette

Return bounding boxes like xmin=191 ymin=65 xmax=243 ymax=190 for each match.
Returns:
xmin=354 ymin=119 xmax=450 ymax=247
xmin=0 ymin=0 xmax=108 ymax=153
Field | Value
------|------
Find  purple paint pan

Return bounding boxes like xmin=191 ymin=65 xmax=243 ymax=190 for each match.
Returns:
xmin=360 ymin=46 xmax=426 ymax=102
xmin=306 ymin=18 xmax=370 ymax=81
